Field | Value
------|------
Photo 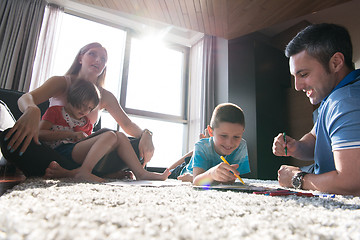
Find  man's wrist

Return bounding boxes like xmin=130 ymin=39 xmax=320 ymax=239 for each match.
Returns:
xmin=292 ymin=171 xmax=308 ymax=189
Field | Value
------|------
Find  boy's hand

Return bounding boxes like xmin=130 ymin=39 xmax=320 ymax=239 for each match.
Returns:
xmin=209 ymin=163 xmax=239 ymax=183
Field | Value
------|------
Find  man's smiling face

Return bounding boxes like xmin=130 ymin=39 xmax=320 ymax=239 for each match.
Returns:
xmin=289 ymin=50 xmax=337 ymax=105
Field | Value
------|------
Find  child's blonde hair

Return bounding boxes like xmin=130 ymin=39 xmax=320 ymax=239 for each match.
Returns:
xmin=67 ymin=79 xmax=100 ymax=109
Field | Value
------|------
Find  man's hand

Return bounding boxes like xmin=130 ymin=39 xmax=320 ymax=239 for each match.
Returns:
xmin=277 ymin=165 xmax=301 ymax=188
xmin=272 ymin=133 xmax=297 ymax=157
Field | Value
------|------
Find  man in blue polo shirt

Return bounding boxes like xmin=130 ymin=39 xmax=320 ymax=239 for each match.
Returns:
xmin=272 ymin=23 xmax=360 ymax=195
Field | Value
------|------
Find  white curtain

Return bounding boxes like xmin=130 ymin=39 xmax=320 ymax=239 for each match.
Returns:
xmin=187 ymin=35 xmax=216 ymax=151
xmin=30 ymin=4 xmax=63 ymax=91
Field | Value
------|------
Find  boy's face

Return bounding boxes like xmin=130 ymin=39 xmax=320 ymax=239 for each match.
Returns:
xmin=211 ymin=122 xmax=244 ymax=156
xmin=67 ymin=101 xmax=96 ymax=120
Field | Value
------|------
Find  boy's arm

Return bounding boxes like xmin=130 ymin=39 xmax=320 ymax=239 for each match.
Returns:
xmin=39 ymin=120 xmax=86 ymax=142
xmin=192 ymin=163 xmax=239 ymax=185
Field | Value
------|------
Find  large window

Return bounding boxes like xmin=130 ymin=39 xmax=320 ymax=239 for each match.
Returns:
xmin=48 ymin=13 xmax=189 ymax=168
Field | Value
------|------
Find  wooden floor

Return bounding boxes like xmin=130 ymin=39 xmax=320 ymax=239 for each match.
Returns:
xmin=0 ymin=165 xmax=26 ymax=196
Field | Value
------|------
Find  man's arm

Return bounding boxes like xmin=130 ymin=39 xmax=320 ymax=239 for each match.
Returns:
xmin=273 ymin=127 xmax=316 ymax=160
xmin=292 ymin=127 xmax=316 ymax=160
xmin=303 ymin=148 xmax=360 ymax=195
xmin=279 ymin=148 xmax=360 ymax=195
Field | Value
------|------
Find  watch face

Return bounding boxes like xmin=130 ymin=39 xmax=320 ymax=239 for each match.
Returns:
xmin=292 ymin=176 xmax=302 ymax=189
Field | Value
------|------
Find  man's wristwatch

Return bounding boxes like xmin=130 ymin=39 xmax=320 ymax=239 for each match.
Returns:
xmin=292 ymin=171 xmax=308 ymax=189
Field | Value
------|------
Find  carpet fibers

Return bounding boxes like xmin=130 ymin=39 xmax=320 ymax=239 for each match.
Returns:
xmin=1 ymin=178 xmax=360 ymax=240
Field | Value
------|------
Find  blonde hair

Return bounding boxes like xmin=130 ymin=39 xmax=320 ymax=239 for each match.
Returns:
xmin=67 ymin=79 xmax=100 ymax=109
xmin=65 ymin=42 xmax=108 ymax=87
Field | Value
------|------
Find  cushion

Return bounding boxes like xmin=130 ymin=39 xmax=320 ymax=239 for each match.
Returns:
xmin=0 ymin=100 xmax=16 ymax=165
xmin=0 ymin=100 xmax=15 ymax=131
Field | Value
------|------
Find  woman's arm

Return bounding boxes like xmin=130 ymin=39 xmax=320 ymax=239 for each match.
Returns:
xmin=5 ymin=76 xmax=68 ymax=154
xmin=100 ymin=88 xmax=154 ymax=164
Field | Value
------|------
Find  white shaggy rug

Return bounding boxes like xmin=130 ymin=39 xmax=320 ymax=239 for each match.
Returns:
xmin=1 ymin=178 xmax=360 ymax=240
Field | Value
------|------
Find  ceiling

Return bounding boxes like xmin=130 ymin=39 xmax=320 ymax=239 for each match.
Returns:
xmin=72 ymin=0 xmax=350 ymax=40
xmin=50 ymin=0 xmax=360 ymax=64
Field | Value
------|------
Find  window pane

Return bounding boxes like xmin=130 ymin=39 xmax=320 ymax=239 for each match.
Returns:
xmin=129 ymin=116 xmax=185 ymax=168
xmin=126 ymin=38 xmax=185 ymax=116
xmin=100 ymin=111 xmax=118 ymax=131
xmin=50 ymin=14 xmax=126 ymax=99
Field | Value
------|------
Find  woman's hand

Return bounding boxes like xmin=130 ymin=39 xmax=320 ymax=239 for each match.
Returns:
xmin=138 ymin=130 xmax=154 ymax=167
xmin=5 ymin=106 xmax=41 ymax=155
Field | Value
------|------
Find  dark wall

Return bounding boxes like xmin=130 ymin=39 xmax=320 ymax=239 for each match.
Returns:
xmin=228 ymin=34 xmax=292 ymax=180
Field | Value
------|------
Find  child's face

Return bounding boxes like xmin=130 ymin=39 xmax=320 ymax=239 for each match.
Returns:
xmin=211 ymin=122 xmax=244 ymax=156
xmin=67 ymin=101 xmax=96 ymax=120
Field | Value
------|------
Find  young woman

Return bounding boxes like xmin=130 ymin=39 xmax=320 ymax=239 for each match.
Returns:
xmin=3 ymin=42 xmax=160 ymax=177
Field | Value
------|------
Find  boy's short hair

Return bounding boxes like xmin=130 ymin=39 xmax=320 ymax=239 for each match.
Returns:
xmin=67 ymin=79 xmax=100 ymax=109
xmin=285 ymin=23 xmax=354 ymax=72
xmin=210 ymin=103 xmax=245 ymax=129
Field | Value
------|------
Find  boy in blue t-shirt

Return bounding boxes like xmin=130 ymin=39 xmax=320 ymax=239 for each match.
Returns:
xmin=169 ymin=103 xmax=250 ymax=185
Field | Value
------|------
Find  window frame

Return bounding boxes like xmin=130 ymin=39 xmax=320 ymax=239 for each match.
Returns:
xmin=120 ymin=30 xmax=190 ymax=124
xmin=62 ymin=10 xmax=192 ymax=161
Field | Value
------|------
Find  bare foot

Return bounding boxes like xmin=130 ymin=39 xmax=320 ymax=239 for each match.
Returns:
xmin=177 ymin=173 xmax=193 ymax=182
xmin=105 ymin=170 xmax=134 ymax=180
xmin=44 ymin=161 xmax=77 ymax=179
xmin=74 ymin=169 xmax=105 ymax=182
xmin=136 ymin=168 xmax=170 ymax=181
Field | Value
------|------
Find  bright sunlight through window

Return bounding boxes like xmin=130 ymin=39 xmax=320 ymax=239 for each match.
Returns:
xmin=48 ymin=13 xmax=188 ymax=168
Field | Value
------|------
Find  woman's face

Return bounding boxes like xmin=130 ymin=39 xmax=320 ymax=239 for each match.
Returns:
xmin=80 ymin=47 xmax=107 ymax=77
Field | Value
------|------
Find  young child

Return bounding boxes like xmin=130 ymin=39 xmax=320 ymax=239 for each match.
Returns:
xmin=169 ymin=103 xmax=250 ymax=185
xmin=39 ymin=79 xmax=170 ymax=182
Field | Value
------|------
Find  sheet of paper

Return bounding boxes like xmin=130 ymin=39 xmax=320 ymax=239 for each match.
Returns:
xmin=193 ymin=182 xmax=271 ymax=192
xmin=105 ymin=179 xmax=191 ymax=187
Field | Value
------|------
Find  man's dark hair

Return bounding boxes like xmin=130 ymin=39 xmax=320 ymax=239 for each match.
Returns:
xmin=285 ymin=23 xmax=354 ymax=72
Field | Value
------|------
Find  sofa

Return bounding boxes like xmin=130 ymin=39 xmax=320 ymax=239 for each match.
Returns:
xmin=0 ymin=87 xmax=130 ymax=177
xmin=0 ymin=88 xmax=49 ymax=175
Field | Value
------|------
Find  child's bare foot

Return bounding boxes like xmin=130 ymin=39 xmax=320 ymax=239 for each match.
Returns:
xmin=44 ymin=161 xmax=77 ymax=179
xmin=74 ymin=169 xmax=105 ymax=182
xmin=105 ymin=170 xmax=134 ymax=180
xmin=136 ymin=168 xmax=170 ymax=181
